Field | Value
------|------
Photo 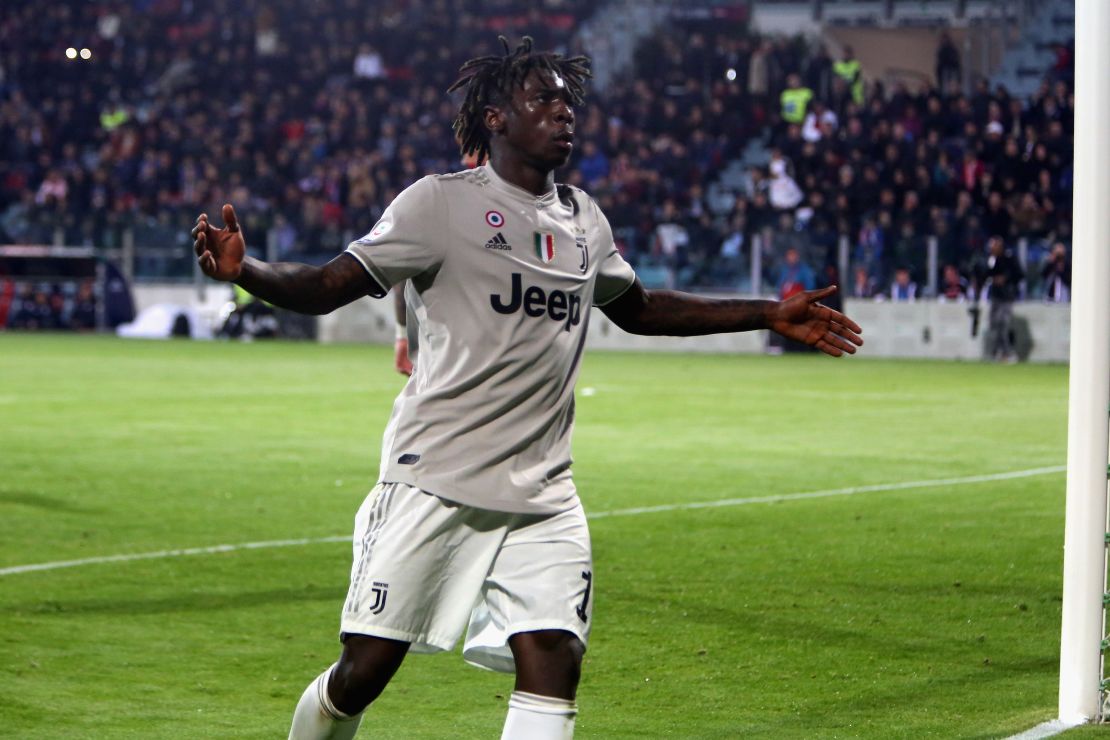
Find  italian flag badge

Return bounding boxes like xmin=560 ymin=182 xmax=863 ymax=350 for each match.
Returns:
xmin=534 ymin=231 xmax=556 ymax=263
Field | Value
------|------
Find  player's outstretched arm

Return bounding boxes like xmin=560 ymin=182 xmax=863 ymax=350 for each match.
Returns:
xmin=192 ymin=204 xmax=382 ymax=315
xmin=600 ymin=280 xmax=863 ymax=358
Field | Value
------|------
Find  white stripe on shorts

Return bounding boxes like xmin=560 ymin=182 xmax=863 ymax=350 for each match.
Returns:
xmin=343 ymin=484 xmax=395 ymax=615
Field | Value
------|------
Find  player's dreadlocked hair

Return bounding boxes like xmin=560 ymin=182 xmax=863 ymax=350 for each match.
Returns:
xmin=448 ymin=36 xmax=591 ymax=164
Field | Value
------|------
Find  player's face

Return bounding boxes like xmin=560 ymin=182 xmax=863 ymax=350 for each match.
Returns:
xmin=500 ymin=69 xmax=576 ymax=170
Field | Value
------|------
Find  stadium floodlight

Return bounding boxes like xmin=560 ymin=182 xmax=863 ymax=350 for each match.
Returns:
xmin=1059 ymin=0 xmax=1110 ymax=727
xmin=79 ymin=48 xmax=91 ymax=60
xmin=65 ymin=47 xmax=77 ymax=60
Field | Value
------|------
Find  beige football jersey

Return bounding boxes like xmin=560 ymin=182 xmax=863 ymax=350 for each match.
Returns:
xmin=346 ymin=164 xmax=636 ymax=514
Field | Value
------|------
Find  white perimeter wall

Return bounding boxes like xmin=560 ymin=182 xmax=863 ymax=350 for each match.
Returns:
xmin=305 ymin=292 xmax=1070 ymax=363
xmin=132 ymin=282 xmax=233 ymax=327
xmin=133 ymin=283 xmax=1070 ymax=362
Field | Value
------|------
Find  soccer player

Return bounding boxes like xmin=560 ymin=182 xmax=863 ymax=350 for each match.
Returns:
xmin=192 ymin=37 xmax=863 ymax=740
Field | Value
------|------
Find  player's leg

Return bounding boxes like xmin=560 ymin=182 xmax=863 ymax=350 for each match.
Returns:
xmin=509 ymin=629 xmax=584 ymax=699
xmin=499 ymin=629 xmax=583 ymax=739
xmin=292 ymin=482 xmax=510 ymax=738
xmin=289 ymin=635 xmax=408 ymax=740
xmin=462 ymin=503 xmax=593 ymax=740
xmin=332 ymin=633 xmax=410 ymax=712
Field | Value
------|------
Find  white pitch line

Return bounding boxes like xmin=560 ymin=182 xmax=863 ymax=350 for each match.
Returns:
xmin=1005 ymin=718 xmax=1083 ymax=740
xmin=0 ymin=536 xmax=351 ymax=577
xmin=0 ymin=465 xmax=1065 ymax=578
xmin=587 ymin=465 xmax=1066 ymax=519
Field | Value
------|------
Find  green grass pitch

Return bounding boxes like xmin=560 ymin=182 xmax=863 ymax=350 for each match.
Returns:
xmin=0 ymin=334 xmax=1082 ymax=737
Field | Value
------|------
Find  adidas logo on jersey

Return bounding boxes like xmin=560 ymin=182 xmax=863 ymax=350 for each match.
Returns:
xmin=484 ymin=232 xmax=512 ymax=250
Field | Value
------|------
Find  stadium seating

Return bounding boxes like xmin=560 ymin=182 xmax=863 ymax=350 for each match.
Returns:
xmin=0 ymin=0 xmax=1074 ymax=327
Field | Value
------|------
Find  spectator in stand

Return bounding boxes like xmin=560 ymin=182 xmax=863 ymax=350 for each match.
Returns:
xmin=977 ymin=236 xmax=1025 ymax=362
xmin=833 ymin=45 xmax=864 ymax=107
xmin=938 ymin=264 xmax=971 ymax=302
xmin=576 ymin=140 xmax=609 ymax=190
xmin=651 ymin=199 xmax=690 ymax=290
xmin=768 ymin=156 xmax=804 ymax=211
xmin=889 ymin=221 xmax=923 ymax=282
xmin=935 ymin=32 xmax=962 ymax=94
xmin=854 ymin=215 xmax=884 ymax=281
xmin=70 ymin=281 xmax=98 ymax=330
xmin=7 ymin=284 xmax=34 ymax=329
xmin=806 ymin=44 xmax=834 ymax=102
xmin=887 ymin=267 xmax=919 ymax=302
xmin=921 ymin=95 xmax=947 ymax=140
xmin=995 ymin=136 xmax=1025 ymax=186
xmin=1051 ymin=41 xmax=1074 ymax=85
xmin=49 ymin=287 xmax=67 ymax=328
xmin=780 ymin=73 xmax=813 ymax=129
xmin=0 ymin=280 xmax=12 ymax=327
xmin=984 ymin=128 xmax=1011 ymax=165
xmin=776 ymin=246 xmax=815 ymax=300
xmin=352 ymin=43 xmax=385 ymax=81
xmin=35 ymin=170 xmax=68 ymax=207
xmin=1011 ymin=192 xmax=1048 ymax=237
xmin=748 ymin=40 xmax=773 ymax=114
xmin=747 ymin=191 xmax=774 ymax=233
xmin=12 ymin=286 xmax=59 ymax=330
xmin=981 ymin=191 xmax=1012 ymax=239
xmin=718 ymin=214 xmax=746 ymax=286
xmin=850 ymin=265 xmax=878 ymax=299
xmin=1040 ymin=241 xmax=1071 ymax=302
xmin=802 ymin=101 xmax=837 ymax=143
xmin=960 ymin=150 xmax=985 ymax=192
xmin=818 ymin=264 xmax=843 ymax=312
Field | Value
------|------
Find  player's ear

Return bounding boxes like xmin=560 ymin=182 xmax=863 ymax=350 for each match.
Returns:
xmin=484 ymin=105 xmax=505 ymax=136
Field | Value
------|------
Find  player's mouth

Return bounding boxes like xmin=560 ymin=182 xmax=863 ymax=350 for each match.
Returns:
xmin=553 ymin=131 xmax=575 ymax=150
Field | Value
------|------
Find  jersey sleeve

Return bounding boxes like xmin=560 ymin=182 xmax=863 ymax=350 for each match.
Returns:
xmin=590 ymin=201 xmax=637 ymax=306
xmin=345 ymin=176 xmax=445 ymax=296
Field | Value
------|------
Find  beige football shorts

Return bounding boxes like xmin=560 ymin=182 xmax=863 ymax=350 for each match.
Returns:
xmin=340 ymin=482 xmax=594 ymax=673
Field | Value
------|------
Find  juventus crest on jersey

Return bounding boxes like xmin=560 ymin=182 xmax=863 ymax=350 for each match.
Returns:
xmin=346 ymin=165 xmax=636 ymax=514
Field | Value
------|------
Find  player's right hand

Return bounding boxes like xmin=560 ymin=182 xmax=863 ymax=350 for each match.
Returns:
xmin=192 ymin=204 xmax=246 ymax=281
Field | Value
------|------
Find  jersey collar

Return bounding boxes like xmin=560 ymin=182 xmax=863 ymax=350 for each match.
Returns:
xmin=481 ymin=164 xmax=559 ymax=209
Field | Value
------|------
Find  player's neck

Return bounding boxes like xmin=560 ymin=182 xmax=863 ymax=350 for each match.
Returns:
xmin=488 ymin=152 xmax=554 ymax=197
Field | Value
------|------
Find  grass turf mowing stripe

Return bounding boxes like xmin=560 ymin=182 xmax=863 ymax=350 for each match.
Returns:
xmin=0 ymin=464 xmax=1065 ymax=578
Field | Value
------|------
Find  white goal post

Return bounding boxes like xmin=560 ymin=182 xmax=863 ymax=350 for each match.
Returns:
xmin=1058 ymin=0 xmax=1110 ymax=725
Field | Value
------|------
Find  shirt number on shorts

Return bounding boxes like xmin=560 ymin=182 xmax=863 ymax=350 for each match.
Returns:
xmin=576 ymin=570 xmax=592 ymax=623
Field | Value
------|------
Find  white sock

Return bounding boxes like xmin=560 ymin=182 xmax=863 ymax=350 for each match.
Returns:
xmin=500 ymin=691 xmax=577 ymax=740
xmin=288 ymin=664 xmax=364 ymax=740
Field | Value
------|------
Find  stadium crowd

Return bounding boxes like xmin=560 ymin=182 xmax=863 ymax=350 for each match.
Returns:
xmin=2 ymin=280 xmax=97 ymax=331
xmin=0 ymin=0 xmax=1074 ymax=325
xmin=584 ymin=28 xmax=1074 ymax=300
xmin=0 ymin=0 xmax=596 ymax=255
xmin=754 ymin=58 xmax=1074 ymax=302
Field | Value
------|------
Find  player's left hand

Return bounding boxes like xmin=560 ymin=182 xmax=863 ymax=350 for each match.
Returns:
xmin=394 ymin=338 xmax=413 ymax=376
xmin=768 ymin=286 xmax=863 ymax=357
xmin=192 ymin=204 xmax=245 ymax=281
